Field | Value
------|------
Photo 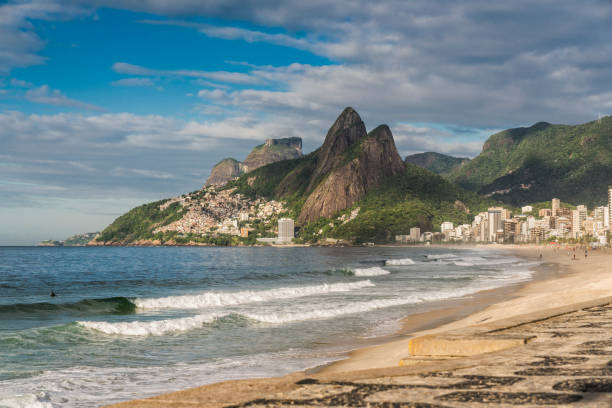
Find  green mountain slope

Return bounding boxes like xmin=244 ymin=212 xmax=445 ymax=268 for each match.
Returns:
xmin=404 ymin=152 xmax=470 ymax=177
xmin=449 ymin=117 xmax=612 ymax=207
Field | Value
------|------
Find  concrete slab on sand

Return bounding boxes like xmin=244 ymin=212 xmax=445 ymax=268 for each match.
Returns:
xmin=106 ymin=296 xmax=612 ymax=408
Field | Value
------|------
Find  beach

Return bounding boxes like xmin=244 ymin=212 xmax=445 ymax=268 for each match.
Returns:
xmin=104 ymin=245 xmax=612 ymax=407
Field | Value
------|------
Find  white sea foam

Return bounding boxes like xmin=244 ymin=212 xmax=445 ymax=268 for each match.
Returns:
xmin=244 ymin=288 xmax=480 ymax=324
xmin=78 ymin=313 xmax=223 ymax=336
xmin=0 ymin=351 xmax=336 ymax=408
xmin=353 ymin=267 xmax=390 ymax=276
xmin=426 ymin=253 xmax=457 ymax=259
xmin=0 ymin=393 xmax=53 ymax=408
xmin=385 ymin=258 xmax=415 ymax=266
xmin=134 ymin=280 xmax=375 ymax=310
xmin=453 ymin=261 xmax=474 ymax=266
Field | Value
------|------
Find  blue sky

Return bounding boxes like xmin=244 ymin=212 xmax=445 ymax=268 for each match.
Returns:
xmin=1 ymin=0 xmax=611 ymax=245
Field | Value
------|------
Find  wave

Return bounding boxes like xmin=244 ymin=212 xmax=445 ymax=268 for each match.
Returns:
xmin=0 ymin=297 xmax=136 ymax=317
xmin=426 ymin=253 xmax=457 ymax=259
xmin=243 ymin=287 xmax=479 ymax=324
xmin=385 ymin=258 xmax=415 ymax=266
xmin=78 ymin=312 xmax=224 ymax=336
xmin=0 ymin=393 xmax=53 ymax=408
xmin=134 ymin=280 xmax=375 ymax=310
xmin=453 ymin=261 xmax=474 ymax=266
xmin=353 ymin=267 xmax=390 ymax=276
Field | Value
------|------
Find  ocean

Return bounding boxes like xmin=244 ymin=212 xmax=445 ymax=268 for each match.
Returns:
xmin=0 ymin=246 xmax=538 ymax=408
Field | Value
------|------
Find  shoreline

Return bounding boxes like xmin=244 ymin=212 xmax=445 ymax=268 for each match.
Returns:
xmin=103 ymin=243 xmax=612 ymax=407
xmin=315 ymin=245 xmax=562 ymax=374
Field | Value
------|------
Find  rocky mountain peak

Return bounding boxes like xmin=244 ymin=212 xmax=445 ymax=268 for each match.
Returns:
xmin=297 ymin=117 xmax=405 ymax=224
xmin=205 ymin=137 xmax=303 ymax=187
xmin=307 ymin=107 xmax=367 ymax=192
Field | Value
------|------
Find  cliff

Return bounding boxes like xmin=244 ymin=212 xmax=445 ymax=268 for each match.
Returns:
xmin=205 ymin=138 xmax=302 ymax=186
xmin=297 ymin=118 xmax=405 ymax=223
xmin=205 ymin=158 xmax=245 ymax=186
xmin=243 ymin=137 xmax=302 ymax=170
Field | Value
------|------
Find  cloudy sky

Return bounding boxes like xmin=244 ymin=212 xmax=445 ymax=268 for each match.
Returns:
xmin=1 ymin=0 xmax=611 ymax=244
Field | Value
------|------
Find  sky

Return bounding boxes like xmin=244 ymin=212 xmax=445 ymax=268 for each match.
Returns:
xmin=1 ymin=0 xmax=611 ymax=245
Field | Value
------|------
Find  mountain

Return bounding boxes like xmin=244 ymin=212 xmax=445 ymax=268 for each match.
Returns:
xmin=243 ymin=137 xmax=302 ymax=170
xmin=449 ymin=117 xmax=612 ymax=207
xmin=405 ymin=152 xmax=470 ymax=177
xmin=229 ymin=108 xmax=492 ymax=241
xmin=205 ymin=158 xmax=245 ymax=186
xmin=94 ymin=108 xmax=492 ymax=245
xmin=271 ymin=108 xmax=405 ymax=223
xmin=205 ymin=137 xmax=302 ymax=186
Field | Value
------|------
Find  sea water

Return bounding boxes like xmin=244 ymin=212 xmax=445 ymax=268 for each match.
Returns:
xmin=0 ymin=246 xmax=538 ymax=407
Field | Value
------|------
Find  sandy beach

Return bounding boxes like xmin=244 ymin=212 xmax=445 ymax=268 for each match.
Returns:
xmin=106 ymin=244 xmax=612 ymax=407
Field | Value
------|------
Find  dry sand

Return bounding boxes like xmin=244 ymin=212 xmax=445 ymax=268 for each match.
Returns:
xmin=106 ymin=244 xmax=612 ymax=407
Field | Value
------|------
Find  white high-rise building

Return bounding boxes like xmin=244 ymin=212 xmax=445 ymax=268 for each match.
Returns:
xmin=608 ymin=186 xmax=612 ymax=228
xmin=441 ymin=222 xmax=454 ymax=233
xmin=488 ymin=209 xmax=502 ymax=242
xmin=572 ymin=205 xmax=587 ymax=238
xmin=277 ymin=218 xmax=294 ymax=242
xmin=552 ymin=198 xmax=560 ymax=216
xmin=410 ymin=227 xmax=421 ymax=242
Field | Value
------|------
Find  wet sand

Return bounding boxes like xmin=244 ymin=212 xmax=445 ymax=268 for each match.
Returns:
xmin=105 ymin=244 xmax=612 ymax=407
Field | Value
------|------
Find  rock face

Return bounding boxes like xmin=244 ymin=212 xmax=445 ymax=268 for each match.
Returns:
xmin=294 ymin=109 xmax=404 ymax=223
xmin=205 ymin=138 xmax=302 ymax=186
xmin=243 ymin=137 xmax=302 ymax=170
xmin=205 ymin=158 xmax=245 ymax=186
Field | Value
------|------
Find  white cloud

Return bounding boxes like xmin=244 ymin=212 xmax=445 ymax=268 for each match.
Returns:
xmin=110 ymin=77 xmax=155 ymax=87
xmin=0 ymin=1 xmax=91 ymax=73
xmin=112 ymin=62 xmax=262 ymax=85
xmin=25 ymin=85 xmax=104 ymax=111
xmin=10 ymin=78 xmax=34 ymax=87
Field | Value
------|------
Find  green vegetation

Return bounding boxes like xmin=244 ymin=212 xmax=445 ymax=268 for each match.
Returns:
xmin=314 ymin=164 xmax=494 ymax=243
xmin=95 ymin=200 xmax=186 ymax=243
xmin=404 ymin=152 xmax=470 ymax=177
xmin=230 ymin=156 xmax=495 ymax=244
xmin=449 ymin=117 xmax=612 ymax=207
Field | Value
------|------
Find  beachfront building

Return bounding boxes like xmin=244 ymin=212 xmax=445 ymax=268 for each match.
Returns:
xmin=552 ymin=198 xmax=560 ymax=216
xmin=278 ymin=218 xmax=295 ymax=242
xmin=488 ymin=208 xmax=502 ymax=242
xmin=440 ymin=188 xmax=610 ymax=244
xmin=410 ymin=227 xmax=421 ymax=242
xmin=609 ymin=186 xmax=612 ymax=227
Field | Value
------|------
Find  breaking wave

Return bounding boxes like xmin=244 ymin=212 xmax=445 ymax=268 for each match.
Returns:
xmin=78 ymin=313 xmax=224 ymax=336
xmin=353 ymin=267 xmax=390 ymax=276
xmin=426 ymin=253 xmax=457 ymax=259
xmin=134 ymin=280 xmax=375 ymax=310
xmin=385 ymin=258 xmax=415 ymax=266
